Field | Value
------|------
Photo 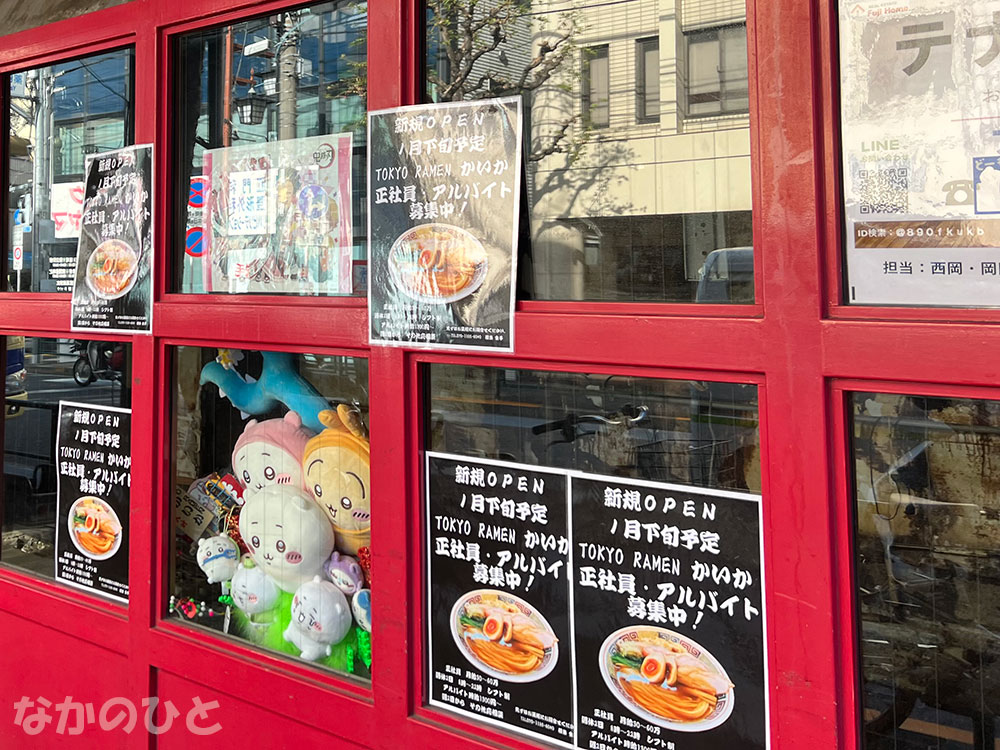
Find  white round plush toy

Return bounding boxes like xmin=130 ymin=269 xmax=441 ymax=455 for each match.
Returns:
xmin=352 ymin=589 xmax=372 ymax=633
xmin=238 ymin=484 xmax=336 ymax=593
xmin=284 ymin=576 xmax=353 ymax=661
xmin=195 ymin=535 xmax=240 ymax=584
xmin=230 ymin=558 xmax=281 ymax=616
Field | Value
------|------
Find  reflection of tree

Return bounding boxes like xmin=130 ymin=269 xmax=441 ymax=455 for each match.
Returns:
xmin=427 ymin=0 xmax=637 ymax=297
xmin=428 ymin=0 xmax=581 ymax=164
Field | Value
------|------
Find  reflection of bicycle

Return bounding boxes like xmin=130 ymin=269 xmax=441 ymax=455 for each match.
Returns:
xmin=71 ymin=340 xmax=124 ymax=386
xmin=530 ymin=404 xmax=668 ymax=479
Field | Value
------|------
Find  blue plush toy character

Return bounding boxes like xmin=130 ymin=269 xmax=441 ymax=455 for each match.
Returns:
xmin=200 ymin=350 xmax=332 ymax=432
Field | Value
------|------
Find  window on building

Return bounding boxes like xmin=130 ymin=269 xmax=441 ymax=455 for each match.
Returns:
xmin=582 ymin=45 xmax=609 ymax=129
xmin=635 ymin=37 xmax=659 ymax=123
xmin=173 ymin=0 xmax=368 ymax=296
xmin=169 ymin=347 xmax=372 ymax=680
xmin=685 ymin=24 xmax=749 ymax=117
xmin=6 ymin=48 xmax=134 ymax=293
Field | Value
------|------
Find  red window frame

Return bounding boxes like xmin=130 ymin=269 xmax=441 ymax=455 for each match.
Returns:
xmin=3 ymin=0 xmax=992 ymax=747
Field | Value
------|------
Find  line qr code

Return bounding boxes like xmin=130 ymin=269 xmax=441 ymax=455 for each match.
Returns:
xmin=858 ymin=168 xmax=909 ymax=214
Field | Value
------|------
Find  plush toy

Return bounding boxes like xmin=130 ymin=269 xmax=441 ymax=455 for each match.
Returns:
xmin=232 ymin=411 xmax=313 ymax=501
xmin=352 ymin=589 xmax=372 ymax=633
xmin=323 ymin=551 xmax=365 ymax=595
xmin=230 ymin=557 xmax=281 ymax=616
xmin=196 ymin=535 xmax=240 ymax=584
xmin=238 ymin=484 xmax=336 ymax=593
xmin=200 ymin=350 xmax=332 ymax=433
xmin=303 ymin=406 xmax=371 ymax=555
xmin=284 ymin=576 xmax=352 ymax=661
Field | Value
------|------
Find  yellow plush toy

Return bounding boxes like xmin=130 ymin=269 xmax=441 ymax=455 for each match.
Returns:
xmin=303 ymin=405 xmax=371 ymax=555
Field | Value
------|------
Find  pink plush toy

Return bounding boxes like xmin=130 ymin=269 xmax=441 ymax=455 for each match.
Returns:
xmin=232 ymin=411 xmax=313 ymax=501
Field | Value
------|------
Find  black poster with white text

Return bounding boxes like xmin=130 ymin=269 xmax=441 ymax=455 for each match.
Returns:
xmin=369 ymin=99 xmax=521 ymax=351
xmin=425 ymin=453 xmax=769 ymax=750
xmin=71 ymin=144 xmax=153 ymax=333
xmin=54 ymin=401 xmax=131 ymax=602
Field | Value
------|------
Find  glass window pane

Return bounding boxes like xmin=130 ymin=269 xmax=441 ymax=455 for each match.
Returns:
xmin=586 ymin=46 xmax=609 ymax=128
xmin=425 ymin=2 xmax=753 ymax=302
xmin=3 ymin=336 xmax=131 ymax=585
xmin=7 ymin=48 xmax=134 ymax=292
xmin=428 ymin=365 xmax=759 ymax=491
xmin=643 ymin=41 xmax=659 ymax=120
xmin=173 ymin=1 xmax=368 ymax=296
xmin=170 ymin=347 xmax=371 ymax=680
xmin=687 ymin=35 xmax=721 ymax=115
xmin=852 ymin=392 xmax=1000 ymax=747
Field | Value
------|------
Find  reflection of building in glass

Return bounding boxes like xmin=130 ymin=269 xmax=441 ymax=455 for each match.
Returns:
xmin=7 ymin=50 xmax=132 ymax=293
xmin=427 ymin=0 xmax=753 ymax=301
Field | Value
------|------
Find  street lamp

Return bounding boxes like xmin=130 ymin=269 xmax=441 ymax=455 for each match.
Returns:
xmin=234 ymin=90 xmax=270 ymax=125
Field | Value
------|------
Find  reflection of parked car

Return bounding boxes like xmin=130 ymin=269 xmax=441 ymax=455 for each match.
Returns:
xmin=6 ymin=335 xmax=27 ymax=418
xmin=695 ymin=246 xmax=753 ymax=304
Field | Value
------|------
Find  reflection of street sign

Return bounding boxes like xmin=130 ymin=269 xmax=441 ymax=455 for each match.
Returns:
xmin=243 ymin=38 xmax=270 ymax=56
xmin=185 ymin=227 xmax=205 ymax=257
xmin=189 ymin=176 xmax=208 ymax=208
xmin=10 ymin=72 xmax=25 ymax=98
xmin=12 ymin=226 xmax=24 ymax=271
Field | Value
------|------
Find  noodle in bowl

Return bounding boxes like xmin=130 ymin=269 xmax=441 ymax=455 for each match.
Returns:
xmin=449 ymin=589 xmax=559 ymax=683
xmin=68 ymin=496 xmax=123 ymax=561
xmin=388 ymin=223 xmax=488 ymax=304
xmin=85 ymin=239 xmax=140 ymax=300
xmin=599 ymin=625 xmax=734 ymax=732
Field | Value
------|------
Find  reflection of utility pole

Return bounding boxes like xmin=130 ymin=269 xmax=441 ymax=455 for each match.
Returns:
xmin=223 ymin=27 xmax=234 ymax=146
xmin=278 ymin=12 xmax=299 ymax=140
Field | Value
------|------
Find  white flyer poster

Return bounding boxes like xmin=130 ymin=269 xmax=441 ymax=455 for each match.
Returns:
xmin=841 ymin=0 xmax=1000 ymax=306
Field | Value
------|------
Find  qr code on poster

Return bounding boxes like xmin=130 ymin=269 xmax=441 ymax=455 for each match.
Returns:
xmin=858 ymin=168 xmax=908 ymax=214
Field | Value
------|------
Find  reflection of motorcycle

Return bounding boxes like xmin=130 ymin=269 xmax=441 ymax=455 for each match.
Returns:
xmin=71 ymin=341 xmax=124 ymax=386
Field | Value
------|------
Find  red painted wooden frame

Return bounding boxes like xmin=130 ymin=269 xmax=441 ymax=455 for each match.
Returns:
xmin=2 ymin=0 xmax=993 ymax=747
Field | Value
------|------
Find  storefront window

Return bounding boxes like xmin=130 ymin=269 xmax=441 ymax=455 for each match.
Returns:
xmin=852 ymin=392 xmax=1000 ymax=747
xmin=425 ymin=1 xmax=754 ymax=303
xmin=174 ymin=1 xmax=368 ymax=296
xmin=425 ymin=366 xmax=766 ymax=747
xmin=170 ymin=347 xmax=371 ymax=679
xmin=2 ymin=336 xmax=131 ymax=586
xmin=6 ymin=48 xmax=134 ymax=292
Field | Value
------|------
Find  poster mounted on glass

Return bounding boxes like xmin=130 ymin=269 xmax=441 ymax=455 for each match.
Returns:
xmin=70 ymin=145 xmax=153 ymax=333
xmin=425 ymin=452 xmax=768 ymax=750
xmin=200 ymin=133 xmax=355 ymax=295
xmin=368 ymin=98 xmax=522 ymax=351
xmin=54 ymin=401 xmax=132 ymax=603
xmin=840 ymin=0 xmax=1000 ymax=306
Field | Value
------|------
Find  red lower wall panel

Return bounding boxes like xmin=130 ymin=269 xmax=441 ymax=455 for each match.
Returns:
xmin=154 ymin=670 xmax=369 ymax=749
xmin=0 ymin=609 xmax=130 ymax=749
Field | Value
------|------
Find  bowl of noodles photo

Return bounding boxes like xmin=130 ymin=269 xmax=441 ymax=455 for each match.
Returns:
xmin=68 ymin=496 xmax=122 ymax=560
xmin=600 ymin=626 xmax=734 ymax=732
xmin=450 ymin=590 xmax=558 ymax=683
xmin=388 ymin=223 xmax=488 ymax=304
xmin=85 ymin=239 xmax=139 ymax=300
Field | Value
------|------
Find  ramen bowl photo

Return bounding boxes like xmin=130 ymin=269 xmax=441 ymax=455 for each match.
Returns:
xmin=388 ymin=223 xmax=488 ymax=304
xmin=600 ymin=625 xmax=734 ymax=731
xmin=85 ymin=239 xmax=139 ymax=300
xmin=68 ymin=496 xmax=123 ymax=561
xmin=450 ymin=589 xmax=558 ymax=683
